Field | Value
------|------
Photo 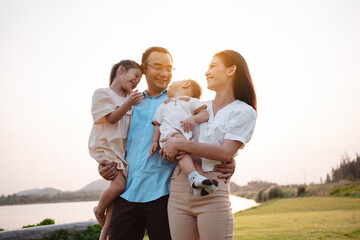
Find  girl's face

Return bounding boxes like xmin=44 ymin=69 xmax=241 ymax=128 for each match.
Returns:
xmin=118 ymin=67 xmax=142 ymax=93
xmin=205 ymin=56 xmax=232 ymax=91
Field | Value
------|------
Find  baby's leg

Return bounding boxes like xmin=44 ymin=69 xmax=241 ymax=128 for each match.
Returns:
xmin=94 ymin=170 xmax=126 ymax=227
xmin=174 ymin=134 xmax=217 ymax=196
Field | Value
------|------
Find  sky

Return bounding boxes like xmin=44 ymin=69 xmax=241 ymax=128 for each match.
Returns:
xmin=0 ymin=0 xmax=359 ymax=195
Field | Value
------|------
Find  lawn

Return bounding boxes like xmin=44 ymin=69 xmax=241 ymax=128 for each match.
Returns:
xmin=234 ymin=197 xmax=360 ymax=239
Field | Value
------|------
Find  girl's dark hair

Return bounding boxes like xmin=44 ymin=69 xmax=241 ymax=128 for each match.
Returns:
xmin=214 ymin=50 xmax=257 ymax=112
xmin=109 ymin=60 xmax=142 ymax=86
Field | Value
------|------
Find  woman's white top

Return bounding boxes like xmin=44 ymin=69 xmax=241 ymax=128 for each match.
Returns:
xmin=193 ymin=100 xmax=256 ymax=172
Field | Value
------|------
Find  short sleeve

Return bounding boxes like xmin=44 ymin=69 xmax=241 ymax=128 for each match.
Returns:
xmin=189 ymin=98 xmax=207 ymax=114
xmin=152 ymin=103 xmax=164 ymax=125
xmin=224 ymin=107 xmax=256 ymax=147
xmin=91 ymin=88 xmax=116 ymax=124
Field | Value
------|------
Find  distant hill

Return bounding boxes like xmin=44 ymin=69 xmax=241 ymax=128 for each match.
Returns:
xmin=16 ymin=188 xmax=62 ymax=196
xmin=79 ymin=179 xmax=109 ymax=192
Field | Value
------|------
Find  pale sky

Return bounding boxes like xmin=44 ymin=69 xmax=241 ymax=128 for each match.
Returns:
xmin=0 ymin=0 xmax=359 ymax=195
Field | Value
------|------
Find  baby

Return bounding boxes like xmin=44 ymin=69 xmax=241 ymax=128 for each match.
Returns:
xmin=150 ymin=79 xmax=218 ymax=196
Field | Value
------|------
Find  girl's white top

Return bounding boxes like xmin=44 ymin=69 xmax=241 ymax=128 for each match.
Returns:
xmin=193 ymin=100 xmax=256 ymax=172
xmin=88 ymin=88 xmax=132 ymax=176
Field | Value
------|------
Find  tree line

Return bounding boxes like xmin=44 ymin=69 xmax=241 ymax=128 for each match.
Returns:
xmin=326 ymin=153 xmax=360 ymax=182
xmin=0 ymin=191 xmax=102 ymax=206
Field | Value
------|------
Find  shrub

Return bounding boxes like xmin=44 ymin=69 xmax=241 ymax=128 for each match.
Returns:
xmin=268 ymin=186 xmax=284 ymax=200
xmin=22 ymin=218 xmax=55 ymax=229
xmin=297 ymin=185 xmax=306 ymax=196
xmin=0 ymin=228 xmax=4 ymax=231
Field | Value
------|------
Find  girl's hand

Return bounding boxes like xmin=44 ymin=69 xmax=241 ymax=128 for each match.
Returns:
xmin=127 ymin=90 xmax=143 ymax=106
xmin=98 ymin=160 xmax=118 ymax=180
xmin=213 ymin=158 xmax=236 ymax=183
xmin=180 ymin=117 xmax=195 ymax=133
xmin=149 ymin=142 xmax=158 ymax=157
xmin=159 ymin=137 xmax=181 ymax=161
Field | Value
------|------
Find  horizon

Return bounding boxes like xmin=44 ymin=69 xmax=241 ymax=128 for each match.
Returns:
xmin=1 ymin=0 xmax=360 ymax=195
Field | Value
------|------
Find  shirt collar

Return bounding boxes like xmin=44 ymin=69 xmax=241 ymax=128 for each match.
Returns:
xmin=143 ymin=89 xmax=168 ymax=98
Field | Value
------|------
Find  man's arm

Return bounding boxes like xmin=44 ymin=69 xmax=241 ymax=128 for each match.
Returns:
xmin=98 ymin=160 xmax=118 ymax=180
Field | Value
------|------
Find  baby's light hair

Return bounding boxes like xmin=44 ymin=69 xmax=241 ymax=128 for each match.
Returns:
xmin=187 ymin=79 xmax=202 ymax=99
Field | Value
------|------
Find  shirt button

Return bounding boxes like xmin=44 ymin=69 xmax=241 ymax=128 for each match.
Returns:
xmin=137 ymin=154 xmax=140 ymax=157
xmin=146 ymin=124 xmax=149 ymax=127
xmin=141 ymin=138 xmax=144 ymax=141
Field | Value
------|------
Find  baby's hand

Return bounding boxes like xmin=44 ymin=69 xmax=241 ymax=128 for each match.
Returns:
xmin=149 ymin=142 xmax=159 ymax=157
xmin=128 ymin=90 xmax=143 ymax=106
xmin=180 ymin=117 xmax=195 ymax=133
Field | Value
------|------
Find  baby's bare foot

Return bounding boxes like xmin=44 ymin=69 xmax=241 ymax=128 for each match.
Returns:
xmin=93 ymin=206 xmax=106 ymax=227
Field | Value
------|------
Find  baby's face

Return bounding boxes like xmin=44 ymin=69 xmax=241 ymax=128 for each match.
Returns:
xmin=167 ymin=80 xmax=192 ymax=98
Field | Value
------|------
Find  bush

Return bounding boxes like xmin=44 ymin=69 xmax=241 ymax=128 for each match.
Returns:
xmin=330 ymin=185 xmax=360 ymax=197
xmin=22 ymin=218 xmax=55 ymax=229
xmin=297 ymin=185 xmax=306 ymax=196
xmin=0 ymin=228 xmax=4 ymax=231
xmin=268 ymin=186 xmax=284 ymax=200
xmin=42 ymin=224 xmax=102 ymax=240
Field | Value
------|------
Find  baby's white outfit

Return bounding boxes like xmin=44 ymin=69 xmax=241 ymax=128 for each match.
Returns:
xmin=88 ymin=88 xmax=131 ymax=177
xmin=152 ymin=97 xmax=205 ymax=147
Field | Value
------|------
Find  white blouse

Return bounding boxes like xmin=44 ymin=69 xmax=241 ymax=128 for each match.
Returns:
xmin=193 ymin=100 xmax=256 ymax=172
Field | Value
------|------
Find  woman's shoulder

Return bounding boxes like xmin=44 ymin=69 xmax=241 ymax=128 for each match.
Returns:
xmin=232 ymin=100 xmax=256 ymax=117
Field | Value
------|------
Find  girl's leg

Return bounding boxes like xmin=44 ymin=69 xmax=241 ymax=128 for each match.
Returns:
xmin=94 ymin=170 xmax=126 ymax=226
xmin=99 ymin=201 xmax=114 ymax=240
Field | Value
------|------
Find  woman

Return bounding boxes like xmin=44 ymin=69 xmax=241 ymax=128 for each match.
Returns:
xmin=160 ymin=50 xmax=257 ymax=240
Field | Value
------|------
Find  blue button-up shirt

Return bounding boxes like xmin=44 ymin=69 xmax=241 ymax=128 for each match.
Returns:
xmin=121 ymin=89 xmax=177 ymax=202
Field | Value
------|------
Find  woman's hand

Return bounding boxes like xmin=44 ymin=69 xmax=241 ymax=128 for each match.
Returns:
xmin=213 ymin=158 xmax=236 ymax=183
xmin=98 ymin=160 xmax=118 ymax=180
xmin=159 ymin=136 xmax=182 ymax=161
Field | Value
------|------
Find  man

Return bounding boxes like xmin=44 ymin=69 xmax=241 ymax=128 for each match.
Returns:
xmin=98 ymin=46 xmax=235 ymax=240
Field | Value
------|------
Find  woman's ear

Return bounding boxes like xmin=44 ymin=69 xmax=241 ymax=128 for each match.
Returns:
xmin=182 ymin=80 xmax=192 ymax=89
xmin=227 ymin=65 xmax=237 ymax=77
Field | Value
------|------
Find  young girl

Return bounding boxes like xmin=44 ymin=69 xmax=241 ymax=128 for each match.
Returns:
xmin=150 ymin=79 xmax=218 ymax=197
xmin=88 ymin=60 xmax=143 ymax=240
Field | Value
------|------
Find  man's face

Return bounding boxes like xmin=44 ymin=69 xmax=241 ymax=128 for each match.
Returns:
xmin=143 ymin=51 xmax=173 ymax=94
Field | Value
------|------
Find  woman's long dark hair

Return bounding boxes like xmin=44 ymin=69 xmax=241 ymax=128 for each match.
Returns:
xmin=214 ymin=50 xmax=257 ymax=112
xmin=109 ymin=60 xmax=142 ymax=86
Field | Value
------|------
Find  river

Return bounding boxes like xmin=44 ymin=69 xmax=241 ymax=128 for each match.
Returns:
xmin=0 ymin=196 xmax=258 ymax=230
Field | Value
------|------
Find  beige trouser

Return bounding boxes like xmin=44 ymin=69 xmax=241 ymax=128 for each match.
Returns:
xmin=168 ymin=165 xmax=234 ymax=240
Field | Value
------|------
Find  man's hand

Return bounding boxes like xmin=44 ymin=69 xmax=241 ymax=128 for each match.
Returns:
xmin=213 ymin=158 xmax=236 ymax=183
xmin=98 ymin=160 xmax=118 ymax=180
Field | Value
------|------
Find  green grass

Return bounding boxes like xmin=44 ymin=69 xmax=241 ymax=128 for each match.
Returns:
xmin=234 ymin=197 xmax=360 ymax=239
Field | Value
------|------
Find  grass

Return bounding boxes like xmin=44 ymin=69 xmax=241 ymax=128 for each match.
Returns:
xmin=234 ymin=197 xmax=360 ymax=239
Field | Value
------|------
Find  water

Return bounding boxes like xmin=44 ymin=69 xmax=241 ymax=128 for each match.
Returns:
xmin=0 ymin=196 xmax=258 ymax=230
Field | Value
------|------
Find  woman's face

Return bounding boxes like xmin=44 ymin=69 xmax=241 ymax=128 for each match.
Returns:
xmin=205 ymin=56 xmax=231 ymax=91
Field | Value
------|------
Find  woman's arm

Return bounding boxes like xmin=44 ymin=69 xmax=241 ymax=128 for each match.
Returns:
xmin=160 ymin=137 xmax=243 ymax=162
